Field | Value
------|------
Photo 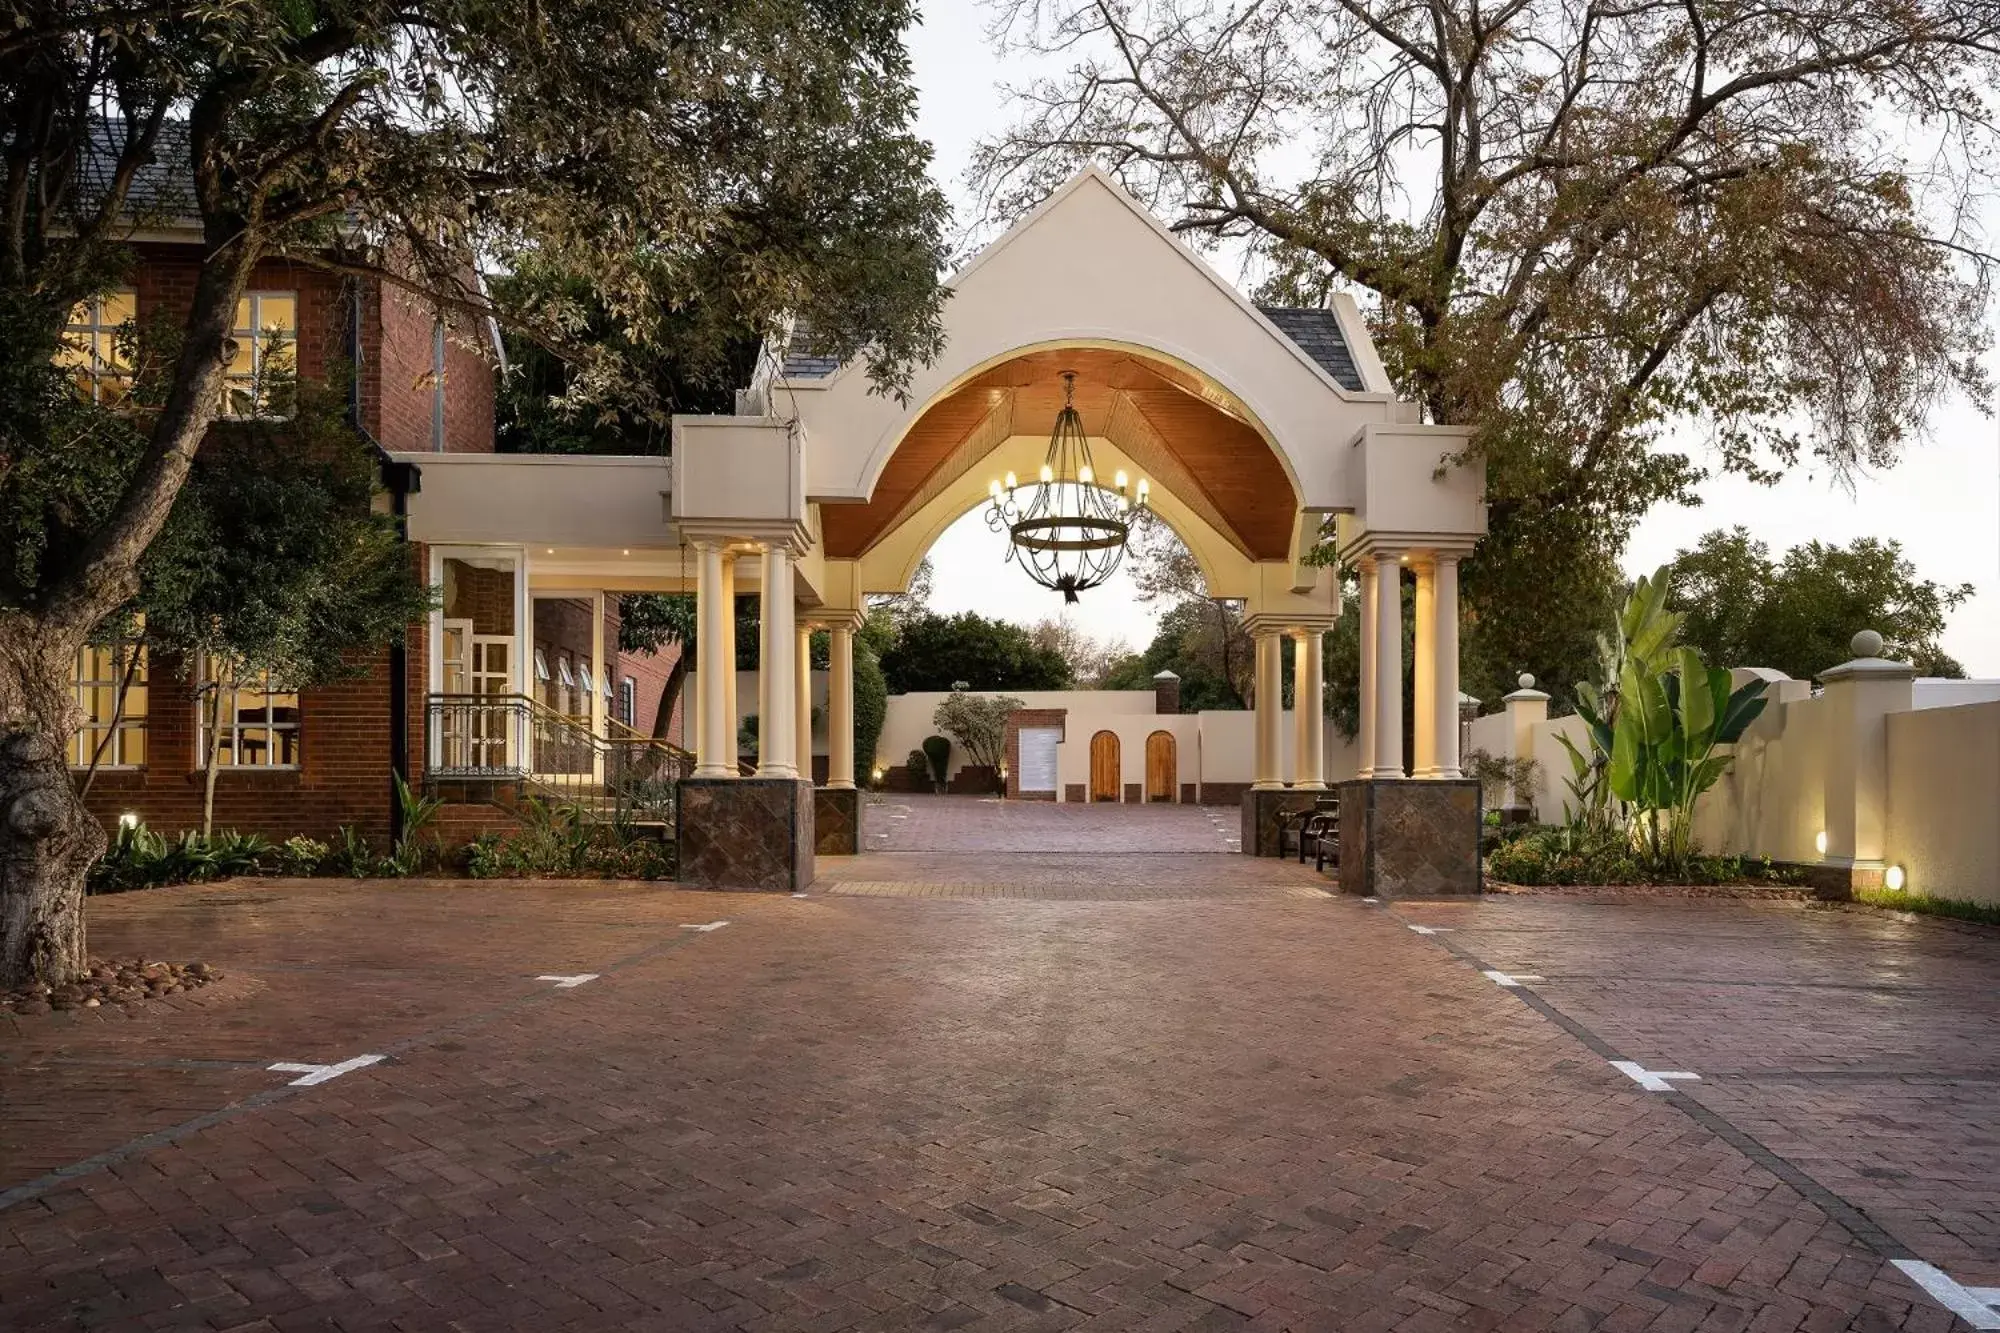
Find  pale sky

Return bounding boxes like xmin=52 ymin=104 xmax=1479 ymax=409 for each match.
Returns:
xmin=905 ymin=1 xmax=2000 ymax=676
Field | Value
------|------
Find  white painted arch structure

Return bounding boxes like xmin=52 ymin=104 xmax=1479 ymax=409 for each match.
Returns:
xmin=402 ymin=170 xmax=1486 ymax=826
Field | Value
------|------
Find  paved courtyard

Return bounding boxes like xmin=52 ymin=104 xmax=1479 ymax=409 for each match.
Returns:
xmin=2 ymin=804 xmax=1998 ymax=1331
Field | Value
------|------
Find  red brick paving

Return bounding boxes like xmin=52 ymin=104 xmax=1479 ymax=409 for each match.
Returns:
xmin=0 ymin=848 xmax=1994 ymax=1330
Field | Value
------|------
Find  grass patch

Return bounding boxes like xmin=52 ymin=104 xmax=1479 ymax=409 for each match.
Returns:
xmin=1853 ymin=886 xmax=2000 ymax=927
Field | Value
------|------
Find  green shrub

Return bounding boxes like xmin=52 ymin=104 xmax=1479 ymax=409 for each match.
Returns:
xmin=1486 ymin=825 xmax=1800 ymax=887
xmin=853 ymin=642 xmax=888 ymax=782
xmin=276 ymin=835 xmax=328 ymax=876
xmin=90 ymin=822 xmax=271 ymax=892
xmin=921 ymin=734 xmax=951 ymax=787
xmin=460 ymin=804 xmax=674 ymax=880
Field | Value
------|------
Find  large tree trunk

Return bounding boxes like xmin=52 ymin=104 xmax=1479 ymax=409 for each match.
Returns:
xmin=0 ymin=613 xmax=102 ymax=988
xmin=1 ymin=236 xmax=253 ymax=989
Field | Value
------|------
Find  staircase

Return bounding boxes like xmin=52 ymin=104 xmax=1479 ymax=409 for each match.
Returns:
xmin=424 ymin=693 xmax=693 ymax=832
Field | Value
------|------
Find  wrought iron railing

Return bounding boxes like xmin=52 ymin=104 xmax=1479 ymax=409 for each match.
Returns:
xmin=425 ymin=693 xmax=692 ymax=826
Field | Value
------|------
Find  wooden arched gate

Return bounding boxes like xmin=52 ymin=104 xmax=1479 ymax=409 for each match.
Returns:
xmin=1089 ymin=731 xmax=1121 ymax=802
xmin=1145 ymin=731 xmax=1177 ymax=802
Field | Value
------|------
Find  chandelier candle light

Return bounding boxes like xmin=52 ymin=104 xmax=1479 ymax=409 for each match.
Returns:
xmin=985 ymin=371 xmax=1150 ymax=603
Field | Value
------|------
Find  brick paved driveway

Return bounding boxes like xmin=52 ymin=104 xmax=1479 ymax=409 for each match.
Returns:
xmin=862 ymin=794 xmax=1243 ymax=854
xmin=3 ymin=863 xmax=1998 ymax=1331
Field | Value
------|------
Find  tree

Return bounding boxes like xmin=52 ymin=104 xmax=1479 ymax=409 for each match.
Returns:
xmin=853 ymin=643 xmax=890 ymax=781
xmin=1102 ymin=599 xmax=1253 ymax=712
xmin=1122 ymin=515 xmax=1252 ymax=703
xmin=1665 ymin=528 xmax=1973 ymax=679
xmin=138 ymin=389 xmax=436 ymax=834
xmin=976 ymin=0 xmax=1996 ymax=734
xmin=880 ymin=612 xmax=1074 ymax=693
xmin=932 ymin=693 xmax=1025 ymax=784
xmin=2 ymin=0 xmax=948 ymax=987
xmin=1027 ymin=616 xmax=1129 ymax=686
xmin=617 ymin=593 xmax=761 ymax=743
xmin=867 ymin=557 xmax=936 ymax=635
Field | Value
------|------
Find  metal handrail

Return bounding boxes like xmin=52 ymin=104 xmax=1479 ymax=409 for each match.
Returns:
xmin=425 ymin=693 xmax=691 ymax=825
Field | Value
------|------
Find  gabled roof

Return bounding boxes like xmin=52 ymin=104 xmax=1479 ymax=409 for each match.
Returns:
xmin=1255 ymin=306 xmax=1365 ymax=392
xmin=76 ymin=117 xmax=196 ymax=219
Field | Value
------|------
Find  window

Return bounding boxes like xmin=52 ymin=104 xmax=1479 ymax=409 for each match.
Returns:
xmin=68 ymin=640 xmax=147 ymax=768
xmin=57 ymin=290 xmax=137 ymax=404
xmin=198 ymin=662 xmax=300 ymax=768
xmin=619 ymin=677 xmax=636 ymax=728
xmin=221 ymin=292 xmax=297 ymax=419
xmin=533 ymin=648 xmax=550 ymax=682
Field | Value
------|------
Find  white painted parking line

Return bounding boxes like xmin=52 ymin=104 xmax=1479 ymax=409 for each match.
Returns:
xmin=1609 ymin=1060 xmax=1700 ymax=1093
xmin=1482 ymin=969 xmax=1542 ymax=986
xmin=791 ymin=892 xmax=809 ymax=899
xmin=267 ymin=1054 xmax=386 ymax=1087
xmin=535 ymin=973 xmax=599 ymax=989
xmin=1407 ymin=925 xmax=1451 ymax=935
xmin=1361 ymin=897 xmax=1378 ymax=904
xmin=680 ymin=920 xmax=730 ymax=932
xmin=1892 ymin=1260 xmax=2000 ymax=1329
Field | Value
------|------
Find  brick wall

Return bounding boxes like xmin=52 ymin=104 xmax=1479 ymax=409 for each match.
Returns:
xmin=78 ymin=647 xmax=407 ymax=846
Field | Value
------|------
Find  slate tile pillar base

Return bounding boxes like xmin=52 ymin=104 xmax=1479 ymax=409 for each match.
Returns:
xmin=1240 ymin=789 xmax=1320 ymax=857
xmin=677 ymin=777 xmax=815 ymax=893
xmin=1337 ymin=778 xmax=1481 ymax=896
xmin=814 ymin=787 xmax=862 ymax=856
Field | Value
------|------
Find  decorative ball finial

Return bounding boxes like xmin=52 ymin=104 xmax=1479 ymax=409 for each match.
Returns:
xmin=1518 ymin=672 xmax=1536 ymax=690
xmin=1851 ymin=630 xmax=1884 ymax=659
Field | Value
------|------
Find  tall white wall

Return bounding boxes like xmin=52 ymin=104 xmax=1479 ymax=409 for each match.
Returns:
xmin=1886 ymin=700 xmax=2000 ymax=905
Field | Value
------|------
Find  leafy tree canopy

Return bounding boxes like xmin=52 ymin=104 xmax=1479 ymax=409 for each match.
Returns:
xmin=1664 ymin=528 xmax=1973 ymax=680
xmin=880 ymin=611 xmax=1073 ymax=693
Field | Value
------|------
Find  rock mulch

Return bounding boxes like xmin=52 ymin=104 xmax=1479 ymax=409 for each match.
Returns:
xmin=3 ymin=958 xmax=222 ymax=1016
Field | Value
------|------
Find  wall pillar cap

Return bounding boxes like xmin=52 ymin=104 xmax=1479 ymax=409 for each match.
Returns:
xmin=1503 ymin=672 xmax=1550 ymax=704
xmin=1820 ymin=631 xmax=1917 ymax=683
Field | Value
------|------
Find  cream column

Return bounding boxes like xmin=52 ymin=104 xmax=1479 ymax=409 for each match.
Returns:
xmin=589 ymin=590 xmax=607 ymax=784
xmin=1292 ymin=630 xmax=1327 ymax=789
xmin=1374 ymin=557 xmax=1406 ymax=778
xmin=692 ymin=543 xmax=733 ymax=778
xmin=1356 ymin=559 xmax=1378 ymax=778
xmin=756 ymin=545 xmax=798 ymax=779
xmin=1252 ymin=630 xmax=1284 ymax=790
xmin=1412 ymin=562 xmax=1438 ymax=776
xmin=828 ymin=624 xmax=856 ymax=788
xmin=795 ymin=623 xmax=814 ymax=782
xmin=719 ymin=552 xmax=738 ymax=770
xmin=1433 ymin=556 xmax=1463 ymax=780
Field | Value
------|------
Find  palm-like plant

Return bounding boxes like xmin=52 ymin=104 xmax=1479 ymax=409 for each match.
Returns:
xmin=1557 ymin=569 xmax=1683 ymax=830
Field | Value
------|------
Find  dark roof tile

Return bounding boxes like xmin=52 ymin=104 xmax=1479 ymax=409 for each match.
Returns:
xmin=1256 ymin=305 xmax=1367 ymax=391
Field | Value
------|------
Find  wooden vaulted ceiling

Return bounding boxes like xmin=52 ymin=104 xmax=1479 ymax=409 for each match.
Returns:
xmin=818 ymin=347 xmax=1298 ymax=561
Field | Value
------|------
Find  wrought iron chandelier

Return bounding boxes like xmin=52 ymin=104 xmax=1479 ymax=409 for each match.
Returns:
xmin=984 ymin=371 xmax=1150 ymax=603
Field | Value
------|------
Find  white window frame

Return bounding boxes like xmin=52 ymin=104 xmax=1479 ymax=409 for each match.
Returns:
xmin=197 ymin=660 xmax=301 ymax=770
xmin=69 ymin=638 xmax=147 ymax=769
xmin=60 ymin=290 xmax=137 ymax=403
xmin=222 ymin=290 xmax=298 ymax=420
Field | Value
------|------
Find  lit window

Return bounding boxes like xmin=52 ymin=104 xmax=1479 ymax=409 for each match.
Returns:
xmin=198 ymin=661 xmax=300 ymax=768
xmin=57 ymin=290 xmax=137 ymax=404
xmin=557 ymin=656 xmax=575 ymax=688
xmin=534 ymin=649 xmax=550 ymax=681
xmin=619 ymin=677 xmax=636 ymax=727
xmin=68 ymin=639 xmax=147 ymax=768
xmin=221 ymin=292 xmax=297 ymax=419
xmin=577 ymin=663 xmax=595 ymax=694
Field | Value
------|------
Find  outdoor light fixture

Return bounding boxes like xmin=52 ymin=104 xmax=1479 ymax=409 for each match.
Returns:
xmin=984 ymin=371 xmax=1149 ymax=603
xmin=1815 ymin=830 xmax=1828 ymax=855
xmin=119 ymin=812 xmax=139 ymax=830
xmin=1885 ymin=865 xmax=1907 ymax=892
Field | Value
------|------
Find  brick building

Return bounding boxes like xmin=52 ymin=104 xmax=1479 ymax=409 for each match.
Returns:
xmin=67 ymin=202 xmax=685 ymax=846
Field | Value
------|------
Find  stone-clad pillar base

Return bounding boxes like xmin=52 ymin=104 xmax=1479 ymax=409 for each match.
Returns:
xmin=1240 ymin=788 xmax=1320 ymax=857
xmin=677 ymin=777 xmax=815 ymax=892
xmin=1336 ymin=778 xmax=1481 ymax=896
xmin=814 ymin=786 xmax=862 ymax=855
